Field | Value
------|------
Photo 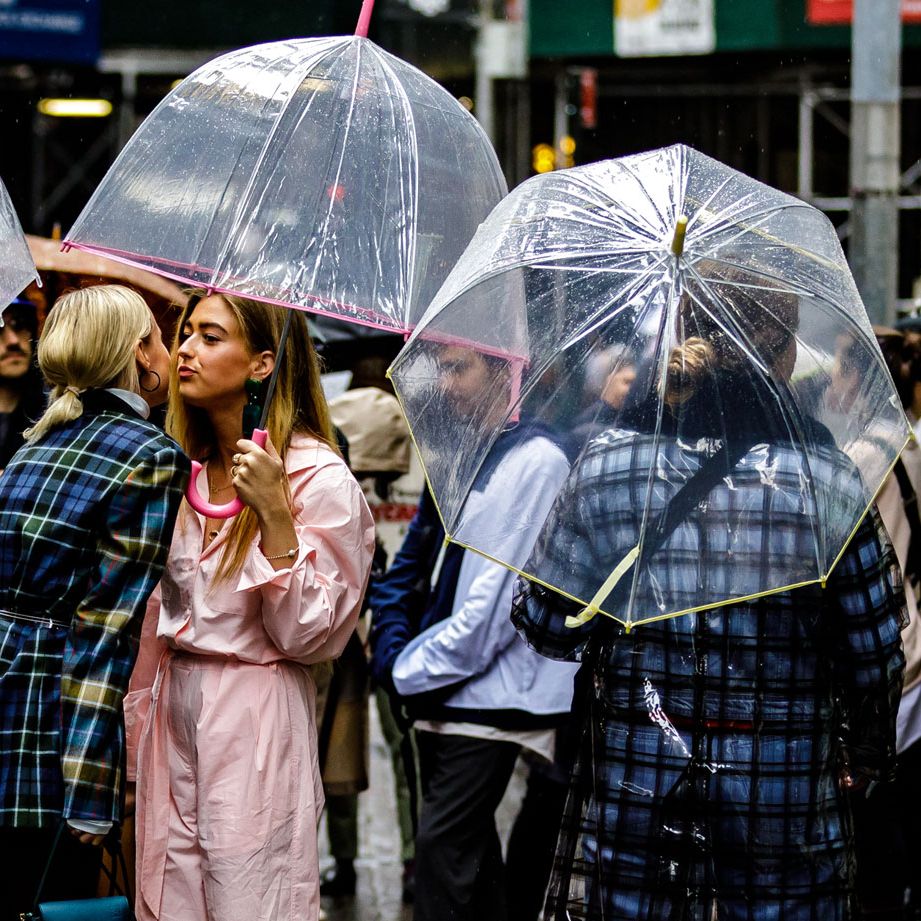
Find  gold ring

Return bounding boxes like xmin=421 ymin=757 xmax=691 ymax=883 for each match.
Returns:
xmin=231 ymin=465 xmax=240 ymax=478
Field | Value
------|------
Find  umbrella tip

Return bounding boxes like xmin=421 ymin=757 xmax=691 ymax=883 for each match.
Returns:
xmin=670 ymin=215 xmax=689 ymax=257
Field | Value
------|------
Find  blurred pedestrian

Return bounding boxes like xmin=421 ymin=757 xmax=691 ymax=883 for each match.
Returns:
xmin=321 ymin=386 xmax=417 ymax=902
xmin=0 ymin=294 xmax=44 ymax=472
xmin=571 ymin=345 xmax=637 ymax=445
xmin=513 ymin=290 xmax=906 ymax=921
xmin=0 ymin=285 xmax=188 ymax=920
xmin=126 ymin=292 xmax=375 ymax=921
xmin=371 ymin=345 xmax=579 ymax=921
xmin=850 ymin=326 xmax=921 ymax=920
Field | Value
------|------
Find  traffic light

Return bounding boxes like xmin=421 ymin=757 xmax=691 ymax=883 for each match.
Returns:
xmin=532 ymin=143 xmax=555 ymax=174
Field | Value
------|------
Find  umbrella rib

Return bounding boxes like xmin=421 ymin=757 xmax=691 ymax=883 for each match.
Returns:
xmin=684 ymin=175 xmax=736 ymax=236
xmin=567 ymin=204 xmax=660 ymax=244
xmin=410 ymin=248 xmax=663 ymax=343
xmin=606 ymin=157 xmax=675 ymax=243
xmin=371 ymin=48 xmax=419 ymax=327
xmin=182 ymin=42 xmax=321 ymax=285
xmin=692 ymin=250 xmax=908 ymax=556
xmin=563 ymin=178 xmax=663 ymax=244
xmin=299 ymin=46 xmax=365 ymax=301
xmin=555 ymin=253 xmax=672 ymax=354
xmin=620 ymin=273 xmax=677 ymax=627
xmin=685 ymin=195 xmax=782 ymax=249
xmin=690 ymin=200 xmax=845 ymax=274
xmin=698 ymin=256 xmax=848 ymax=324
xmin=532 ymin=259 xmax=677 ymax=626
xmin=209 ymin=39 xmax=350 ymax=291
xmin=699 ymin=252 xmax=882 ymax=362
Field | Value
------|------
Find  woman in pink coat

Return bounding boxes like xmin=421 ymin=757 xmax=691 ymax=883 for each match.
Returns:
xmin=125 ymin=292 xmax=375 ymax=921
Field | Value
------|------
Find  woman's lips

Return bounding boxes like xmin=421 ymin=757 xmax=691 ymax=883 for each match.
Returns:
xmin=177 ymin=366 xmax=196 ymax=379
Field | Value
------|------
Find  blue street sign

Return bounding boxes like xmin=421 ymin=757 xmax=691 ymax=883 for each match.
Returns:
xmin=0 ymin=0 xmax=100 ymax=65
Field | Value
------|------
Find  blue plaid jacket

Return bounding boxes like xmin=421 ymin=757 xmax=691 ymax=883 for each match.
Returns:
xmin=0 ymin=390 xmax=189 ymax=827
xmin=514 ymin=433 xmax=906 ymax=778
xmin=513 ymin=433 xmax=906 ymax=920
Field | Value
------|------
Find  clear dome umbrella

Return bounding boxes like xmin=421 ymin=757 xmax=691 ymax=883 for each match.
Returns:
xmin=64 ymin=17 xmax=505 ymax=334
xmin=0 ymin=176 xmax=40 ymax=323
xmin=389 ymin=143 xmax=912 ymax=629
xmin=65 ymin=0 xmax=506 ymax=516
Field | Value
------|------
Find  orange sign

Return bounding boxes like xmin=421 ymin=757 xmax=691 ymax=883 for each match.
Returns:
xmin=807 ymin=0 xmax=921 ymax=23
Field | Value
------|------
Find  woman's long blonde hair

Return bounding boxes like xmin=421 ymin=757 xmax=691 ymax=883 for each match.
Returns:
xmin=167 ymin=291 xmax=337 ymax=581
xmin=24 ymin=285 xmax=152 ymax=443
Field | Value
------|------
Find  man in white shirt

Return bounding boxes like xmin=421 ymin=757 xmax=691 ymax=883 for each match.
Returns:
xmin=370 ymin=346 xmax=578 ymax=921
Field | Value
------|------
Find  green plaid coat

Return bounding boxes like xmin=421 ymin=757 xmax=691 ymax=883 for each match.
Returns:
xmin=0 ymin=390 xmax=189 ymax=827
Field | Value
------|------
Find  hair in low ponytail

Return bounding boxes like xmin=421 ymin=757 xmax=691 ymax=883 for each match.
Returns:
xmin=664 ymin=337 xmax=715 ymax=407
xmin=24 ymin=285 xmax=152 ymax=443
xmin=663 ymin=265 xmax=800 ymax=408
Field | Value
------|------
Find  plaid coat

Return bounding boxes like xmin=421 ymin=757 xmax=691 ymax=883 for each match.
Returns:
xmin=0 ymin=390 xmax=189 ymax=828
xmin=513 ymin=430 xmax=906 ymax=921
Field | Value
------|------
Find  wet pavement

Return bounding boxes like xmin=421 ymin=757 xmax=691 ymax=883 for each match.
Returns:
xmin=320 ymin=704 xmax=527 ymax=921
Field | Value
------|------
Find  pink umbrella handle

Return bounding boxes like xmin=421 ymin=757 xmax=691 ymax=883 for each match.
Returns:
xmin=355 ymin=0 xmax=375 ymax=36
xmin=185 ymin=428 xmax=268 ymax=519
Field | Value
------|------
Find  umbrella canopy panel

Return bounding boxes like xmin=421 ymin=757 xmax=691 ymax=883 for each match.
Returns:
xmin=391 ymin=144 xmax=911 ymax=627
xmin=65 ymin=35 xmax=506 ymax=333
xmin=0 ymin=177 xmax=40 ymax=318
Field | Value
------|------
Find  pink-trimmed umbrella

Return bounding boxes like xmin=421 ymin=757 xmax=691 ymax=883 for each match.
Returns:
xmin=65 ymin=0 xmax=506 ymax=516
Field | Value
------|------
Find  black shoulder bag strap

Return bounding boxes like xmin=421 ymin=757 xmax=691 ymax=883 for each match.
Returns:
xmin=573 ymin=436 xmax=757 ymax=626
xmin=893 ymin=458 xmax=921 ymax=588
xmin=27 ymin=822 xmax=67 ymax=917
xmin=641 ymin=437 xmax=756 ymax=567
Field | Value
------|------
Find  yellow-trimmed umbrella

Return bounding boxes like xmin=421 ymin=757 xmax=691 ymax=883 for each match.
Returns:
xmin=389 ymin=144 xmax=911 ymax=629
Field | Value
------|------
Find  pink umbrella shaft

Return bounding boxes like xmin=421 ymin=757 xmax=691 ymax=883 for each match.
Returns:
xmin=355 ymin=0 xmax=375 ymax=36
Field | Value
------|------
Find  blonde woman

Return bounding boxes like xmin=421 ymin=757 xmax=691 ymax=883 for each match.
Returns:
xmin=0 ymin=285 xmax=189 ymax=920
xmin=126 ymin=292 xmax=375 ymax=921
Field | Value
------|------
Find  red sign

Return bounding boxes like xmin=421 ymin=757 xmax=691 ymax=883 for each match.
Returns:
xmin=807 ymin=0 xmax=921 ymax=23
xmin=579 ymin=69 xmax=598 ymax=131
xmin=372 ymin=502 xmax=418 ymax=524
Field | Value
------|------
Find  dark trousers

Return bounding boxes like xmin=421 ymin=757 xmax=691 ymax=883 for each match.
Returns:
xmin=505 ymin=760 xmax=569 ymax=921
xmin=415 ymin=730 xmax=520 ymax=921
xmin=1 ymin=825 xmax=102 ymax=921
xmin=853 ymin=737 xmax=921 ymax=920
xmin=325 ymin=792 xmax=359 ymax=861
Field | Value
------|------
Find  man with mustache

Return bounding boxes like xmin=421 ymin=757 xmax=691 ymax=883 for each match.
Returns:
xmin=0 ymin=296 xmax=44 ymax=473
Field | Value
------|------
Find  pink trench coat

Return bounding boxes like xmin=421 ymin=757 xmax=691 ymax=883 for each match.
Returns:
xmin=124 ymin=435 xmax=375 ymax=921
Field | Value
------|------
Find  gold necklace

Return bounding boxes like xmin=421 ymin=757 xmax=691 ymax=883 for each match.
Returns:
xmin=208 ymin=466 xmax=234 ymax=493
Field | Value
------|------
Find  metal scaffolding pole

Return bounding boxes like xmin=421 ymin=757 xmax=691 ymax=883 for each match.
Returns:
xmin=475 ymin=0 xmax=527 ymax=156
xmin=475 ymin=1 xmax=496 ymax=143
xmin=850 ymin=0 xmax=901 ymax=325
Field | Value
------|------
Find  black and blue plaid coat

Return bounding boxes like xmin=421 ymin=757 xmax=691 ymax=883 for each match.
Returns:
xmin=512 ymin=410 xmax=907 ymax=920
xmin=0 ymin=390 xmax=189 ymax=828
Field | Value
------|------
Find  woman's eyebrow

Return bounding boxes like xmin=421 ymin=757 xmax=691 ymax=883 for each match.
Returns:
xmin=196 ymin=322 xmax=228 ymax=334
